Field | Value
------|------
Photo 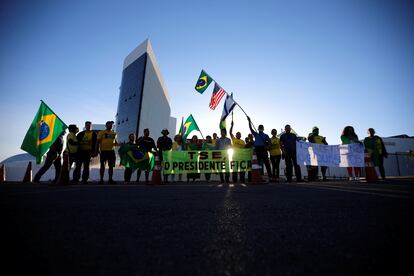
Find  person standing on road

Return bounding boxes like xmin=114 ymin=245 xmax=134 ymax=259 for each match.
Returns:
xmin=341 ymin=126 xmax=362 ymax=181
xmin=66 ymin=124 xmax=79 ymax=181
xmin=157 ymin=129 xmax=173 ymax=183
xmin=215 ymin=128 xmax=232 ymax=183
xmin=187 ymin=135 xmax=201 ymax=182
xmin=119 ymin=133 xmax=138 ymax=183
xmin=280 ymin=124 xmax=302 ymax=183
xmin=136 ymin=128 xmax=157 ymax=183
xmin=230 ymin=121 xmax=246 ymax=183
xmin=247 ymin=116 xmax=273 ymax=180
xmin=364 ymin=128 xmax=388 ymax=180
xmin=212 ymin=133 xmax=218 ymax=146
xmin=244 ymin=134 xmax=255 ymax=182
xmin=202 ymin=135 xmax=215 ymax=182
xmin=307 ymin=126 xmax=328 ymax=181
xmin=33 ymin=132 xmax=64 ymax=184
xmin=171 ymin=134 xmax=185 ymax=182
xmin=269 ymin=129 xmax=282 ymax=181
xmin=73 ymin=121 xmax=97 ymax=184
xmin=97 ymin=121 xmax=118 ymax=184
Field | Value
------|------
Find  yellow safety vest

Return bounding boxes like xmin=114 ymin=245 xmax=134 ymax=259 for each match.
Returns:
xmin=66 ymin=132 xmax=78 ymax=154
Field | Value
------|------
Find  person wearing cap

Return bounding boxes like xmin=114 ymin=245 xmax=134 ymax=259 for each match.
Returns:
xmin=97 ymin=121 xmax=118 ymax=184
xmin=307 ymin=126 xmax=328 ymax=181
xmin=280 ymin=124 xmax=302 ymax=182
xmin=73 ymin=121 xmax=97 ymax=184
xmin=136 ymin=128 xmax=157 ymax=183
xmin=157 ymin=129 xmax=173 ymax=183
xmin=65 ymin=124 xmax=79 ymax=177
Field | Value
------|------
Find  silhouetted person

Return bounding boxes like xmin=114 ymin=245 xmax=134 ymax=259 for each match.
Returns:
xmin=280 ymin=124 xmax=302 ymax=182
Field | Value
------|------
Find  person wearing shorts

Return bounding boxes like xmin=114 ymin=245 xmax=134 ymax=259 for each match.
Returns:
xmin=97 ymin=121 xmax=118 ymax=184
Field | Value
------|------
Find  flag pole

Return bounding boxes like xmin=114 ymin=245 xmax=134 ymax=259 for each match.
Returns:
xmin=223 ymin=92 xmax=258 ymax=133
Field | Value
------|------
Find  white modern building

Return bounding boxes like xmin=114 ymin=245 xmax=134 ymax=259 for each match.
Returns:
xmin=115 ymin=39 xmax=176 ymax=142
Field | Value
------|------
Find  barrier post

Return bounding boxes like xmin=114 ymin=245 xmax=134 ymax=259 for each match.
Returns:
xmin=56 ymin=152 xmax=69 ymax=186
xmin=250 ymin=152 xmax=265 ymax=184
xmin=22 ymin=161 xmax=32 ymax=183
xmin=0 ymin=164 xmax=5 ymax=183
xmin=364 ymin=153 xmax=379 ymax=183
xmin=151 ymin=152 xmax=162 ymax=185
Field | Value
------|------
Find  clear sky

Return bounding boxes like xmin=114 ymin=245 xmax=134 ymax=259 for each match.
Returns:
xmin=1 ymin=0 xmax=413 ymax=162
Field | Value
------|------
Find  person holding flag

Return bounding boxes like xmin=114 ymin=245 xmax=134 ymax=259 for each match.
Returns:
xmin=120 ymin=133 xmax=138 ymax=183
xmin=119 ymin=133 xmax=155 ymax=183
xmin=247 ymin=116 xmax=273 ymax=181
xmin=33 ymin=132 xmax=64 ymax=184
xmin=136 ymin=128 xmax=157 ymax=183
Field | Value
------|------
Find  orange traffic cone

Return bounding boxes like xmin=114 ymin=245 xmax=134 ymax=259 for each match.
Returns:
xmin=22 ymin=161 xmax=32 ymax=183
xmin=151 ymin=152 xmax=162 ymax=185
xmin=0 ymin=164 xmax=5 ymax=183
xmin=56 ymin=153 xmax=70 ymax=186
xmin=364 ymin=153 xmax=379 ymax=183
xmin=250 ymin=152 xmax=265 ymax=184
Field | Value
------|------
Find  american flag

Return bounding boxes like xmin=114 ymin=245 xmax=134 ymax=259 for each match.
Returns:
xmin=209 ymin=83 xmax=226 ymax=110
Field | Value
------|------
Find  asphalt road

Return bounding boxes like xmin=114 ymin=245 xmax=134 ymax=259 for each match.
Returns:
xmin=1 ymin=179 xmax=414 ymax=275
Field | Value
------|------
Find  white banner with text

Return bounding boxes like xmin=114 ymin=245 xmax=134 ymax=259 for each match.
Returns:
xmin=296 ymin=141 xmax=364 ymax=167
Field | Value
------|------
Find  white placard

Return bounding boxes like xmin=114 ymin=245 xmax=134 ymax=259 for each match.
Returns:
xmin=296 ymin=141 xmax=364 ymax=167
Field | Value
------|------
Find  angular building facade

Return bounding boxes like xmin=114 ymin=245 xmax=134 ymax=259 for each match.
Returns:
xmin=115 ymin=40 xmax=176 ymax=142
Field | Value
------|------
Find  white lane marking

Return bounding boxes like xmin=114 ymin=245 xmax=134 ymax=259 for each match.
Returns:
xmin=287 ymin=183 xmax=414 ymax=200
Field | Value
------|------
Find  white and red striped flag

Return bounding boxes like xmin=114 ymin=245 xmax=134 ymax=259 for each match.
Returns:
xmin=209 ymin=83 xmax=226 ymax=110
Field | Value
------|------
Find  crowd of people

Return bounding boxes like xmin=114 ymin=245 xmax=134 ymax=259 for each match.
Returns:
xmin=33 ymin=118 xmax=388 ymax=184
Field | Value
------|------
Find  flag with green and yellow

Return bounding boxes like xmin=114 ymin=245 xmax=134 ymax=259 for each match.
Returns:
xmin=182 ymin=114 xmax=200 ymax=140
xmin=195 ymin=70 xmax=213 ymax=94
xmin=21 ymin=101 xmax=67 ymax=164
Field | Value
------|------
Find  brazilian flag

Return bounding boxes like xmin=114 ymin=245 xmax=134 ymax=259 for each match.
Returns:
xmin=21 ymin=101 xmax=67 ymax=164
xmin=118 ymin=144 xmax=155 ymax=171
xmin=195 ymin=70 xmax=213 ymax=94
xmin=182 ymin=114 xmax=201 ymax=140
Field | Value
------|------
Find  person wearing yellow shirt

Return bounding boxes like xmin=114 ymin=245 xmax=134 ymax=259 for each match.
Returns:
xmin=211 ymin=133 xmax=218 ymax=146
xmin=73 ymin=121 xmax=97 ymax=184
xmin=65 ymin=124 xmax=79 ymax=173
xmin=270 ymin=129 xmax=282 ymax=180
xmin=308 ymin=126 xmax=328 ymax=181
xmin=97 ymin=121 xmax=118 ymax=184
xmin=230 ymin=121 xmax=246 ymax=183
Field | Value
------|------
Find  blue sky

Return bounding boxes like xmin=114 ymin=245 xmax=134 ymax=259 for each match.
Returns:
xmin=1 ymin=0 xmax=413 ymax=162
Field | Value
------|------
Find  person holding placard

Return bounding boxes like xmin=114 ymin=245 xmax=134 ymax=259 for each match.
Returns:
xmin=341 ymin=126 xmax=362 ymax=181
